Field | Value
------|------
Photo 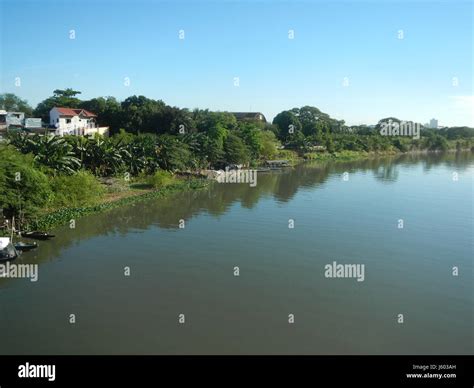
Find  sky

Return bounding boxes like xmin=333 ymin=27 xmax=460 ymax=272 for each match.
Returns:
xmin=0 ymin=0 xmax=473 ymax=126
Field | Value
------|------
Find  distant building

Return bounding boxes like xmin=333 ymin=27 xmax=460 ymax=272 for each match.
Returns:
xmin=0 ymin=110 xmax=41 ymax=133
xmin=429 ymin=118 xmax=438 ymax=129
xmin=231 ymin=112 xmax=267 ymax=123
xmin=49 ymin=107 xmax=109 ymax=136
xmin=6 ymin=112 xmax=25 ymax=129
xmin=0 ymin=110 xmax=7 ymax=132
xmin=24 ymin=118 xmax=43 ymax=130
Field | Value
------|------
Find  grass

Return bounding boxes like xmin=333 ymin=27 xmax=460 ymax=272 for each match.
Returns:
xmin=29 ymin=177 xmax=208 ymax=231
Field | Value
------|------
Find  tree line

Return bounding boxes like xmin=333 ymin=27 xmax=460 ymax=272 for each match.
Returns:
xmin=2 ymin=90 xmax=473 ymax=159
xmin=1 ymin=90 xmax=473 ymax=223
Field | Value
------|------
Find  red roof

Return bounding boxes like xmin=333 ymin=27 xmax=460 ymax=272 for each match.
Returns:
xmin=55 ymin=107 xmax=96 ymax=117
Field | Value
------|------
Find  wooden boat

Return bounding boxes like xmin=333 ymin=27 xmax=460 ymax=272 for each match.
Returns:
xmin=0 ymin=237 xmax=19 ymax=262
xmin=265 ymin=160 xmax=291 ymax=168
xmin=14 ymin=241 xmax=38 ymax=252
xmin=22 ymin=231 xmax=55 ymax=240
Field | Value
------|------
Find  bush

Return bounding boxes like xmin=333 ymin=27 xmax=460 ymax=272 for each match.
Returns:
xmin=392 ymin=138 xmax=409 ymax=152
xmin=50 ymin=170 xmax=105 ymax=208
xmin=0 ymin=145 xmax=52 ymax=218
xmin=224 ymin=133 xmax=250 ymax=165
xmin=275 ymin=149 xmax=299 ymax=163
xmin=146 ymin=170 xmax=175 ymax=189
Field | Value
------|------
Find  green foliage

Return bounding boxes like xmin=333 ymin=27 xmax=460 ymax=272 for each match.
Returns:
xmin=80 ymin=97 xmax=122 ymax=133
xmin=439 ymin=126 xmax=474 ymax=140
xmin=258 ymin=130 xmax=280 ymax=160
xmin=424 ymin=134 xmax=449 ymax=151
xmin=272 ymin=110 xmax=302 ymax=142
xmin=180 ymin=132 xmax=208 ymax=169
xmin=33 ymin=89 xmax=82 ymax=122
xmin=238 ymin=123 xmax=261 ymax=160
xmin=392 ymin=138 xmax=409 ymax=152
xmin=275 ymin=149 xmax=299 ymax=163
xmin=325 ymin=134 xmax=335 ymax=153
xmin=194 ymin=110 xmax=237 ymax=132
xmin=155 ymin=134 xmax=192 ymax=171
xmin=49 ymin=171 xmax=105 ymax=208
xmin=30 ymin=179 xmax=208 ymax=231
xmin=144 ymin=170 xmax=175 ymax=189
xmin=8 ymin=133 xmax=81 ymax=174
xmin=120 ymin=95 xmax=167 ymax=133
xmin=0 ymin=145 xmax=52 ymax=218
xmin=204 ymin=124 xmax=228 ymax=167
xmin=224 ymin=133 xmax=250 ymax=165
xmin=286 ymin=131 xmax=311 ymax=153
xmin=0 ymin=93 xmax=33 ymax=116
xmin=73 ymin=135 xmax=126 ymax=176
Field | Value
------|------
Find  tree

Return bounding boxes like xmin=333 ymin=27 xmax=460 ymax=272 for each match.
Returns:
xmin=224 ymin=133 xmax=250 ymax=165
xmin=121 ymin=95 xmax=166 ymax=133
xmin=8 ymin=133 xmax=81 ymax=174
xmin=325 ymin=133 xmax=335 ymax=153
xmin=80 ymin=97 xmax=122 ymax=133
xmin=259 ymin=130 xmax=280 ymax=160
xmin=0 ymin=145 xmax=52 ymax=219
xmin=122 ymin=133 xmax=158 ymax=175
xmin=161 ymin=106 xmax=195 ymax=135
xmin=424 ymin=134 xmax=448 ymax=151
xmin=155 ymin=134 xmax=192 ymax=171
xmin=239 ymin=123 xmax=262 ymax=161
xmin=0 ymin=93 xmax=33 ymax=116
xmin=34 ymin=88 xmax=82 ymax=122
xmin=286 ymin=131 xmax=311 ymax=152
xmin=82 ymin=136 xmax=127 ymax=176
xmin=205 ymin=123 xmax=228 ymax=167
xmin=180 ymin=132 xmax=208 ymax=169
xmin=194 ymin=110 xmax=237 ymax=132
xmin=272 ymin=110 xmax=302 ymax=142
xmin=298 ymin=106 xmax=325 ymax=137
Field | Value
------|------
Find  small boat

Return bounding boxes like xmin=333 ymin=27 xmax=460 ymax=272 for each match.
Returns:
xmin=14 ymin=241 xmax=38 ymax=252
xmin=0 ymin=237 xmax=19 ymax=262
xmin=256 ymin=167 xmax=271 ymax=172
xmin=265 ymin=159 xmax=291 ymax=168
xmin=22 ymin=231 xmax=55 ymax=240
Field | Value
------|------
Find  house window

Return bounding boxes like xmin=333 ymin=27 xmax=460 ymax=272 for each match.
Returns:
xmin=66 ymin=119 xmax=71 ymax=124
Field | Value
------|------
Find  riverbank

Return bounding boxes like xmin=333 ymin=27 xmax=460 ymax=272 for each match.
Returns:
xmin=301 ymin=147 xmax=472 ymax=163
xmin=28 ymin=177 xmax=208 ymax=231
xmin=14 ymin=152 xmax=361 ymax=232
xmin=302 ymin=150 xmax=394 ymax=162
xmin=4 ymin=148 xmax=472 ymax=234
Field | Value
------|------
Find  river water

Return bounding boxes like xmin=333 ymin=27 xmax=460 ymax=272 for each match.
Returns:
xmin=0 ymin=152 xmax=472 ymax=354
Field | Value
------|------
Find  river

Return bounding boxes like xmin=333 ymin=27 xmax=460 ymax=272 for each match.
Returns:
xmin=0 ymin=152 xmax=472 ymax=354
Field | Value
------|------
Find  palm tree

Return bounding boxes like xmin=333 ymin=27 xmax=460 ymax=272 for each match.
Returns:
xmin=9 ymin=133 xmax=80 ymax=174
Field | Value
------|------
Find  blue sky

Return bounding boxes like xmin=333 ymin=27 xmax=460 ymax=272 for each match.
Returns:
xmin=1 ymin=0 xmax=472 ymax=126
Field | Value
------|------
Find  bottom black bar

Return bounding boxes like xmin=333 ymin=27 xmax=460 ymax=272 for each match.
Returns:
xmin=0 ymin=355 xmax=472 ymax=387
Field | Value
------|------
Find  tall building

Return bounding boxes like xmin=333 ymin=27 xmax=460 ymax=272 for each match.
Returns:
xmin=429 ymin=118 xmax=438 ymax=129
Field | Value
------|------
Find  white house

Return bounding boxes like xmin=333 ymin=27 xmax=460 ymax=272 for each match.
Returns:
xmin=49 ymin=107 xmax=109 ymax=136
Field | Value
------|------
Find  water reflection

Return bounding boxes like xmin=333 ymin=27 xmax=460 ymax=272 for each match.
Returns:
xmin=4 ymin=151 xmax=472 ymax=273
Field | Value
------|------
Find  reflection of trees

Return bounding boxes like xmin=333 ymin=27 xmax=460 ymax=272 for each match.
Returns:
xmin=394 ymin=151 xmax=473 ymax=172
xmin=373 ymin=163 xmax=399 ymax=183
xmin=15 ymin=151 xmax=472 ymax=267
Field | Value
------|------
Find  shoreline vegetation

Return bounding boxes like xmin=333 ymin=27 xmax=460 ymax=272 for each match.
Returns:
xmin=2 ymin=148 xmax=471 ymax=233
xmin=30 ymin=177 xmax=208 ymax=231
xmin=1 ymin=90 xmax=474 ymax=233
